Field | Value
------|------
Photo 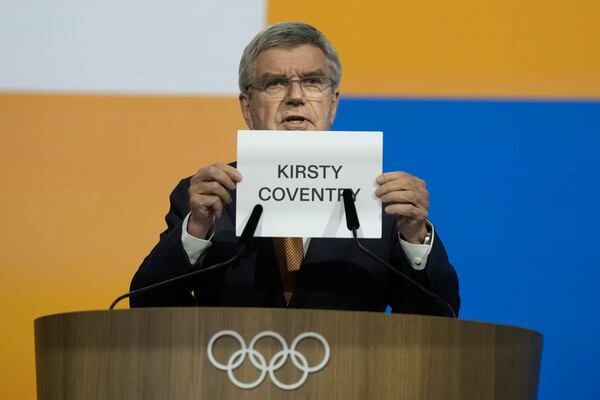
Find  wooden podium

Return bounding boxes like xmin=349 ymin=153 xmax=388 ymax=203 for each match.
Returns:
xmin=34 ymin=308 xmax=542 ymax=399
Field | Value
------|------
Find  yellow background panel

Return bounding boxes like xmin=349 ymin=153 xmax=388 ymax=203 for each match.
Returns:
xmin=0 ymin=93 xmax=245 ymax=399
xmin=268 ymin=0 xmax=600 ymax=98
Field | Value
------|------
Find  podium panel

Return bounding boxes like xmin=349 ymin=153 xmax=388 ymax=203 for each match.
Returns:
xmin=34 ymin=308 xmax=542 ymax=399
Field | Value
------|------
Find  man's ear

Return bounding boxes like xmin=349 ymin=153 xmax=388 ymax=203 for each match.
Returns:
xmin=329 ymin=91 xmax=340 ymax=125
xmin=239 ymin=92 xmax=254 ymax=129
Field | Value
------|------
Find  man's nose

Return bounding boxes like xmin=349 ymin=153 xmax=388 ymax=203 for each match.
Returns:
xmin=285 ymin=80 xmax=305 ymax=103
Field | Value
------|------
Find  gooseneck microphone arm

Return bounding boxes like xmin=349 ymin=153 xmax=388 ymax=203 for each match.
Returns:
xmin=109 ymin=204 xmax=264 ymax=310
xmin=342 ymin=189 xmax=457 ymax=318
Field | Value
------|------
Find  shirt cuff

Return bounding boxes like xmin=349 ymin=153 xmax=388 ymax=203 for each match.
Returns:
xmin=398 ymin=221 xmax=435 ymax=271
xmin=181 ymin=212 xmax=213 ymax=265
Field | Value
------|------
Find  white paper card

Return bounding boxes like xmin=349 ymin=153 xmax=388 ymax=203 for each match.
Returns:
xmin=236 ymin=130 xmax=383 ymax=238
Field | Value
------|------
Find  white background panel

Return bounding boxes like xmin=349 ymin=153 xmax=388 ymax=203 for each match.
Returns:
xmin=0 ymin=0 xmax=266 ymax=94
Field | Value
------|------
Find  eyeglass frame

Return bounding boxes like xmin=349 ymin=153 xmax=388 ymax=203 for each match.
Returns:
xmin=245 ymin=75 xmax=337 ymax=99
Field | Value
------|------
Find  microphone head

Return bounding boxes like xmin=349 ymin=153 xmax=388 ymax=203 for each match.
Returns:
xmin=239 ymin=204 xmax=263 ymax=245
xmin=342 ymin=189 xmax=360 ymax=231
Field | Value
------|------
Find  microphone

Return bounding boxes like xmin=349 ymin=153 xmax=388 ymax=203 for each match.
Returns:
xmin=239 ymin=204 xmax=264 ymax=245
xmin=341 ymin=189 xmax=456 ymax=318
xmin=342 ymin=189 xmax=360 ymax=231
xmin=109 ymin=204 xmax=263 ymax=310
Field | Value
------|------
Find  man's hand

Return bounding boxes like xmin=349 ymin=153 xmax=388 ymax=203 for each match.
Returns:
xmin=187 ymin=163 xmax=242 ymax=239
xmin=375 ymin=171 xmax=430 ymax=244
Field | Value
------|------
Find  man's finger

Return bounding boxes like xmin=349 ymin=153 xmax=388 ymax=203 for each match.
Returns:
xmin=384 ymin=203 xmax=428 ymax=221
xmin=379 ymin=191 xmax=429 ymax=209
xmin=200 ymin=163 xmax=242 ymax=185
xmin=196 ymin=165 xmax=239 ymax=191
xmin=193 ymin=195 xmax=224 ymax=219
xmin=215 ymin=163 xmax=243 ymax=182
xmin=376 ymin=171 xmax=410 ymax=184
xmin=376 ymin=181 xmax=411 ymax=197
xmin=209 ymin=197 xmax=224 ymax=219
xmin=375 ymin=178 xmax=423 ymax=197
xmin=196 ymin=181 xmax=233 ymax=204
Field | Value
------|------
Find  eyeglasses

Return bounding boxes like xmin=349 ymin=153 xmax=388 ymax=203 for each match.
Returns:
xmin=246 ymin=76 xmax=336 ymax=99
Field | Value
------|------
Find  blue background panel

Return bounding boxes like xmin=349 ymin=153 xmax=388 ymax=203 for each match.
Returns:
xmin=332 ymin=98 xmax=600 ymax=400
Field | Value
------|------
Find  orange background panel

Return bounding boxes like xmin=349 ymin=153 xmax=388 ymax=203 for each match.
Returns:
xmin=0 ymin=93 xmax=245 ymax=399
xmin=268 ymin=0 xmax=600 ymax=98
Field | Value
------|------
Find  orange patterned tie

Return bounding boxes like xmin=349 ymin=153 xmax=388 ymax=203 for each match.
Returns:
xmin=273 ymin=237 xmax=304 ymax=305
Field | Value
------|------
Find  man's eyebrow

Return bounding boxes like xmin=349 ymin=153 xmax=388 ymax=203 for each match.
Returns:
xmin=257 ymin=70 xmax=328 ymax=79
xmin=300 ymin=70 xmax=327 ymax=77
xmin=257 ymin=72 xmax=286 ymax=79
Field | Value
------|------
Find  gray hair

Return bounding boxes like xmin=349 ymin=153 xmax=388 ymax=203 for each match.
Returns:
xmin=239 ymin=22 xmax=342 ymax=93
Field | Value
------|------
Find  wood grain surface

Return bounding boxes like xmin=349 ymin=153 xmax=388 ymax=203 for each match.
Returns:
xmin=34 ymin=308 xmax=542 ymax=399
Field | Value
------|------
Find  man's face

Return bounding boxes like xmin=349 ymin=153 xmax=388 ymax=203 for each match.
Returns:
xmin=239 ymin=44 xmax=339 ymax=131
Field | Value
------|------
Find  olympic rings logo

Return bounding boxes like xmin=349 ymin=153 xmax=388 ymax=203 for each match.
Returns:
xmin=207 ymin=330 xmax=331 ymax=391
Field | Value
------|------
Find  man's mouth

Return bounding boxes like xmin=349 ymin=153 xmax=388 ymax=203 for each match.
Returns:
xmin=283 ymin=115 xmax=308 ymax=124
xmin=280 ymin=115 xmax=311 ymax=130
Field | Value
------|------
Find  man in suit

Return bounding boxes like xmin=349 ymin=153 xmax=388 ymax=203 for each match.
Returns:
xmin=130 ymin=22 xmax=460 ymax=316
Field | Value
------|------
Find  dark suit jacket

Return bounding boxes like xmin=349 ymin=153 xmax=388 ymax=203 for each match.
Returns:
xmin=130 ymin=177 xmax=460 ymax=316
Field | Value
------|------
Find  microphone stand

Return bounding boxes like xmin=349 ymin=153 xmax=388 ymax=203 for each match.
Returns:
xmin=109 ymin=204 xmax=263 ymax=310
xmin=342 ymin=189 xmax=457 ymax=318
